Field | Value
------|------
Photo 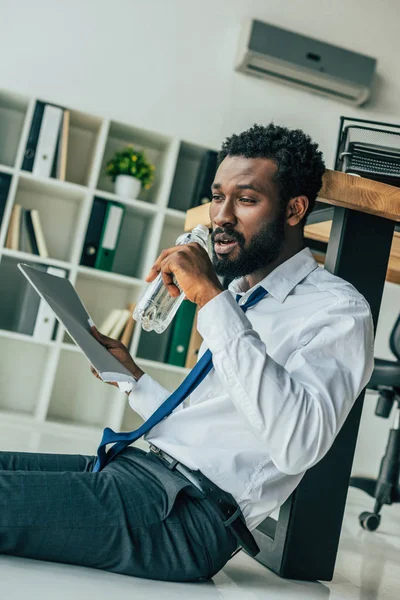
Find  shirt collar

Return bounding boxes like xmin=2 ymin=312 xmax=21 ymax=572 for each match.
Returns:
xmin=228 ymin=247 xmax=319 ymax=304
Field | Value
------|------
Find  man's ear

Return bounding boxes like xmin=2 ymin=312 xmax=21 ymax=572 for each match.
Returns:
xmin=286 ymin=196 xmax=309 ymax=226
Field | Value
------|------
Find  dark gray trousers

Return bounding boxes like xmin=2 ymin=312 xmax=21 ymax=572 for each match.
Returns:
xmin=0 ymin=446 xmax=237 ymax=581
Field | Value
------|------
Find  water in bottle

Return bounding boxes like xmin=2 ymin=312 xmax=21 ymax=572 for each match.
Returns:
xmin=133 ymin=224 xmax=209 ymax=333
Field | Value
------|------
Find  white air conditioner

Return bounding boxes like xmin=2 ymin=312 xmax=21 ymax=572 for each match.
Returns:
xmin=235 ymin=20 xmax=377 ymax=106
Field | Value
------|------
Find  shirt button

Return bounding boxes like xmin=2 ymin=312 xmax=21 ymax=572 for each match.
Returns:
xmin=207 ymin=392 xmax=213 ymax=399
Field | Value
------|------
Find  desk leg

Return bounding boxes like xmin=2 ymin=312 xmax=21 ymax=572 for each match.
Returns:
xmin=252 ymin=207 xmax=395 ymax=581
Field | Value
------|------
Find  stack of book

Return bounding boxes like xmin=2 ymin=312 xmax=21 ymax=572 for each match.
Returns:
xmin=98 ymin=302 xmax=136 ymax=348
xmin=22 ymin=101 xmax=70 ymax=180
xmin=80 ymin=197 xmax=125 ymax=272
xmin=5 ymin=204 xmax=49 ymax=257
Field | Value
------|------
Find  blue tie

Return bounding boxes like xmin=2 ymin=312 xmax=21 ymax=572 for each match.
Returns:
xmin=93 ymin=285 xmax=268 ymax=471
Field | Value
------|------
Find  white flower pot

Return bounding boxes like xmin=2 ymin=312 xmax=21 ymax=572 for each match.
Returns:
xmin=115 ymin=175 xmax=141 ymax=199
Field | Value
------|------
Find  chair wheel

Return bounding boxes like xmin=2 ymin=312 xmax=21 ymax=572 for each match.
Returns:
xmin=359 ymin=511 xmax=381 ymax=531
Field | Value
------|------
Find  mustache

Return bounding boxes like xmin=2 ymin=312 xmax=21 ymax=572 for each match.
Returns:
xmin=211 ymin=228 xmax=245 ymax=246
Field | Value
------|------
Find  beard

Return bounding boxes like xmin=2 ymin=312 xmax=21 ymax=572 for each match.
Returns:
xmin=211 ymin=209 xmax=286 ymax=280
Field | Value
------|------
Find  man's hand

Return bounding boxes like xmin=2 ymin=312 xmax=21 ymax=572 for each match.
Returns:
xmin=90 ymin=326 xmax=145 ymax=388
xmin=145 ymin=242 xmax=223 ymax=308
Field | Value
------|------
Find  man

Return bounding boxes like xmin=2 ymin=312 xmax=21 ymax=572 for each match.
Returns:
xmin=0 ymin=124 xmax=374 ymax=582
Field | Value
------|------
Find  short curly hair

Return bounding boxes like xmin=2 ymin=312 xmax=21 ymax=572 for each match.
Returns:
xmin=218 ymin=123 xmax=325 ymax=223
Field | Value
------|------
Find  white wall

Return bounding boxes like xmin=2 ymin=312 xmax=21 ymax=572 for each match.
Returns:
xmin=0 ymin=0 xmax=399 ymax=475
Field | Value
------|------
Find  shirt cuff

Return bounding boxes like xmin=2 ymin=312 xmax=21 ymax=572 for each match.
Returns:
xmin=197 ymin=290 xmax=252 ymax=354
xmin=128 ymin=373 xmax=170 ymax=421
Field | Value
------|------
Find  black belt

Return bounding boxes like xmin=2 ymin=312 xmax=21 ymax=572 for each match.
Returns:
xmin=148 ymin=444 xmax=260 ymax=557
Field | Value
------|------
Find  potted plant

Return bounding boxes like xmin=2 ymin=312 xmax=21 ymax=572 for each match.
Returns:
xmin=105 ymin=145 xmax=155 ymax=198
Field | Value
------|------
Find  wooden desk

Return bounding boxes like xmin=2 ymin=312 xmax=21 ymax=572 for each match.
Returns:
xmin=185 ymin=169 xmax=400 ymax=581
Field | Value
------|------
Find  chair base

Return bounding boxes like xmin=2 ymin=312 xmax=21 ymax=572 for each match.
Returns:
xmin=349 ymin=426 xmax=400 ymax=530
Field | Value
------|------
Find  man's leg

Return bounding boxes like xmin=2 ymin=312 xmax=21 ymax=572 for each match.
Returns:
xmin=0 ymin=451 xmax=94 ymax=472
xmin=0 ymin=448 xmax=236 ymax=581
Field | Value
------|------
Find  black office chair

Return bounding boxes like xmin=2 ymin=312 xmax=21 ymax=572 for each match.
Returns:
xmin=350 ymin=313 xmax=400 ymax=531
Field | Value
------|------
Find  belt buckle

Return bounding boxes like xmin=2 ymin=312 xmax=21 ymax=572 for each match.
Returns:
xmin=149 ymin=444 xmax=161 ymax=455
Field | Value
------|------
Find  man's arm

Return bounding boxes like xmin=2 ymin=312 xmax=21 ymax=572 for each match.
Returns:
xmin=197 ymin=291 xmax=375 ymax=476
xmin=90 ymin=326 xmax=183 ymax=421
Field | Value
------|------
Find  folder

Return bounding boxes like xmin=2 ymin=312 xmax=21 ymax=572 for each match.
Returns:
xmin=32 ymin=105 xmax=64 ymax=178
xmin=80 ymin=197 xmax=108 ymax=267
xmin=21 ymin=101 xmax=46 ymax=172
xmin=165 ymin=299 xmax=197 ymax=366
xmin=32 ymin=266 xmax=67 ymax=341
xmin=94 ymin=202 xmax=125 ymax=271
xmin=0 ymin=173 xmax=11 ymax=228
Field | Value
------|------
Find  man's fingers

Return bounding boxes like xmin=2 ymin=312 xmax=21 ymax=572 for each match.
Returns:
xmin=91 ymin=325 xmax=119 ymax=348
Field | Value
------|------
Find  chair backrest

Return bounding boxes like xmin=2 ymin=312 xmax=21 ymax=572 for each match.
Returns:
xmin=390 ymin=313 xmax=400 ymax=361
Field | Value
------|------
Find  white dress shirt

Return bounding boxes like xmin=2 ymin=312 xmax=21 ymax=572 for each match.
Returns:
xmin=128 ymin=247 xmax=375 ymax=531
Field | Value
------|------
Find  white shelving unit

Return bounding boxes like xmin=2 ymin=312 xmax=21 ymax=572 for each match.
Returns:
xmin=0 ymin=87 xmax=214 ymax=443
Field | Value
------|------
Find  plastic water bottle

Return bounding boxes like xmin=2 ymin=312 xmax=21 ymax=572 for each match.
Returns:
xmin=133 ymin=224 xmax=209 ymax=334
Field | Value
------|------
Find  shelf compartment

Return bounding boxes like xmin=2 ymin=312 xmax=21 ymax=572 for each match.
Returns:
xmin=157 ymin=212 xmax=187 ymax=257
xmin=96 ymin=120 xmax=173 ymax=206
xmin=0 ymin=255 xmax=68 ymax=339
xmin=65 ymin=109 xmax=103 ymax=187
xmin=135 ymin=327 xmax=174 ymax=365
xmin=0 ymin=336 xmax=52 ymax=415
xmin=167 ymin=141 xmax=210 ymax=212
xmin=12 ymin=174 xmax=87 ymax=262
xmin=80 ymin=197 xmax=157 ymax=280
xmin=62 ymin=272 xmax=141 ymax=344
xmin=0 ymin=90 xmax=30 ymax=167
xmin=47 ymin=350 xmax=118 ymax=428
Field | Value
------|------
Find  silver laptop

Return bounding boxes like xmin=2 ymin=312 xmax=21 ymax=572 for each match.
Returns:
xmin=18 ymin=263 xmax=134 ymax=383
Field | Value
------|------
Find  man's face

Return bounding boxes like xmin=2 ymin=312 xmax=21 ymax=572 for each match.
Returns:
xmin=210 ymin=156 xmax=287 ymax=279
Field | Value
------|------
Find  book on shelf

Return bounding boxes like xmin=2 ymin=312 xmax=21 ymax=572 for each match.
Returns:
xmin=19 ymin=208 xmax=34 ymax=254
xmin=22 ymin=100 xmax=69 ymax=180
xmin=0 ymin=172 xmax=11 ymax=228
xmin=120 ymin=302 xmax=136 ymax=348
xmin=109 ymin=309 xmax=130 ymax=339
xmin=165 ymin=299 xmax=197 ymax=367
xmin=97 ymin=303 xmax=136 ymax=348
xmin=94 ymin=202 xmax=125 ymax=272
xmin=30 ymin=209 xmax=49 ymax=258
xmin=190 ymin=150 xmax=218 ymax=208
xmin=5 ymin=203 xmax=22 ymax=250
xmin=98 ymin=308 xmax=121 ymax=336
xmin=184 ymin=309 xmax=203 ymax=369
xmin=57 ymin=109 xmax=70 ymax=181
xmin=8 ymin=207 xmax=49 ymax=257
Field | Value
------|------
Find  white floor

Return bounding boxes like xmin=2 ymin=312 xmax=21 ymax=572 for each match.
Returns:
xmin=0 ymin=423 xmax=400 ymax=600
